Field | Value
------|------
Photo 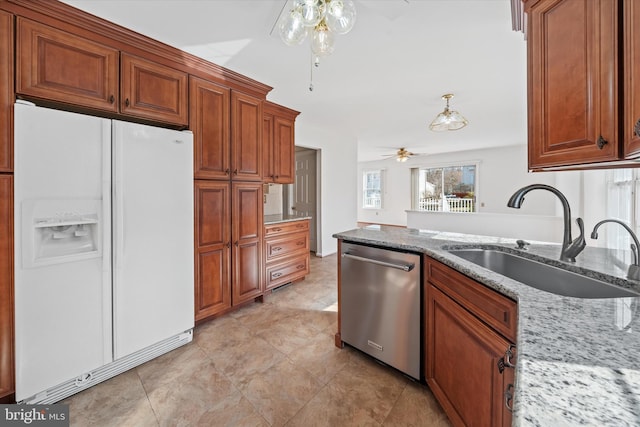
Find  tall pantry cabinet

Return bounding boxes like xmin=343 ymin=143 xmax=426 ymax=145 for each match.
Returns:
xmin=0 ymin=10 xmax=14 ymax=403
xmin=191 ymin=76 xmax=264 ymax=321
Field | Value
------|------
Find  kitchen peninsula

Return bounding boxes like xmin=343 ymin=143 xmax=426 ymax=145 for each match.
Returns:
xmin=334 ymin=226 xmax=640 ymax=426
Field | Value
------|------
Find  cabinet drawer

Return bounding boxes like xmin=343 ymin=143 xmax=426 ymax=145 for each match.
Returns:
xmin=265 ymin=253 xmax=309 ymax=290
xmin=265 ymin=231 xmax=309 ymax=262
xmin=426 ymin=257 xmax=517 ymax=342
xmin=265 ymin=220 xmax=309 ymax=237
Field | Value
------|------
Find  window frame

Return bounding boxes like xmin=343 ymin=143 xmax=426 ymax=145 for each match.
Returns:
xmin=362 ymin=168 xmax=384 ymax=210
xmin=411 ymin=161 xmax=480 ymax=213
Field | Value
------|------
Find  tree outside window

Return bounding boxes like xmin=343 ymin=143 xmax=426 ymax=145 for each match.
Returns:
xmin=363 ymin=170 xmax=383 ymax=209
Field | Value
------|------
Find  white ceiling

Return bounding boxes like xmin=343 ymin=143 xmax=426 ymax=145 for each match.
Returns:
xmin=61 ymin=0 xmax=528 ymax=162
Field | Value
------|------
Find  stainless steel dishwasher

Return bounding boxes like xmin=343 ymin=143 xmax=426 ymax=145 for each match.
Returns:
xmin=340 ymin=241 xmax=421 ymax=379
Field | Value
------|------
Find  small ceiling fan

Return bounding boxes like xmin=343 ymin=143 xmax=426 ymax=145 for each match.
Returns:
xmin=381 ymin=147 xmax=425 ymax=162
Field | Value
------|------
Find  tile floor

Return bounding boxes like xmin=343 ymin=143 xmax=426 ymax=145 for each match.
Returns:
xmin=63 ymin=254 xmax=451 ymax=426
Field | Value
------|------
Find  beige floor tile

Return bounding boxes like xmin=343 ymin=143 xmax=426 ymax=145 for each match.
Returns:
xmin=382 ymin=381 xmax=452 ymax=427
xmin=255 ymin=313 xmax=323 ymax=355
xmin=241 ymin=358 xmax=322 ymax=426
xmin=63 ymin=369 xmax=157 ymax=427
xmin=285 ymin=381 xmax=380 ymax=427
xmin=288 ymin=330 xmax=354 ymax=385
xmin=136 ymin=342 xmax=209 ymax=393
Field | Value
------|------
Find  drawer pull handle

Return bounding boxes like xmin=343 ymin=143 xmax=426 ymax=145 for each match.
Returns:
xmin=125 ymin=98 xmax=130 ymax=107
xmin=224 ymin=168 xmax=230 ymax=175
xmin=109 ymin=95 xmax=115 ymax=104
xmin=233 ymin=169 xmax=238 ymax=175
xmin=272 ymin=272 xmax=283 ymax=278
xmin=272 ymin=228 xmax=282 ymax=232
xmin=504 ymin=384 xmax=514 ymax=412
xmin=296 ymin=241 xmax=304 ymax=246
xmin=635 ymin=119 xmax=640 ymax=137
xmin=596 ymin=135 xmax=608 ymax=149
xmin=273 ymin=246 xmax=282 ymax=251
xmin=504 ymin=344 xmax=516 ymax=368
xmin=296 ymin=264 xmax=305 ymax=270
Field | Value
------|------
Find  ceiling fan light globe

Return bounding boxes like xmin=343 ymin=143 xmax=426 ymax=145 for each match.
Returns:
xmin=311 ymin=27 xmax=335 ymax=56
xmin=325 ymin=0 xmax=356 ymax=34
xmin=279 ymin=9 xmax=308 ymax=46
xmin=299 ymin=0 xmax=326 ymax=27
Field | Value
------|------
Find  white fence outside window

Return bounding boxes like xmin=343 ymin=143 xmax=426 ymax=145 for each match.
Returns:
xmin=418 ymin=197 xmax=475 ymax=212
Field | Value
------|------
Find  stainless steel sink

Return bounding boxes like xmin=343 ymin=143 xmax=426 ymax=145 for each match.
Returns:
xmin=448 ymin=249 xmax=640 ymax=299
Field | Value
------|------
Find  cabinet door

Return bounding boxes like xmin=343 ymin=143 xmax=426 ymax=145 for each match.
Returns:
xmin=624 ymin=0 xmax=640 ymax=158
xmin=0 ymin=11 xmax=13 ymax=173
xmin=231 ymin=91 xmax=262 ymax=181
xmin=232 ymin=182 xmax=263 ymax=304
xmin=263 ymin=112 xmax=274 ymax=182
xmin=190 ymin=76 xmax=231 ymax=179
xmin=121 ymin=53 xmax=188 ymax=126
xmin=16 ymin=17 xmax=119 ymax=112
xmin=273 ymin=116 xmax=295 ymax=184
xmin=527 ymin=0 xmax=620 ymax=169
xmin=426 ymin=284 xmax=513 ymax=427
xmin=0 ymin=175 xmax=13 ymax=402
xmin=194 ymin=181 xmax=231 ymax=321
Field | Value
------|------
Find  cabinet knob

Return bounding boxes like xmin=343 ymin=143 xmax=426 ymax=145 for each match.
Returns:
xmin=225 ymin=169 xmax=230 ymax=175
xmin=226 ymin=242 xmax=231 ymax=248
xmin=125 ymin=98 xmax=130 ymax=107
xmin=596 ymin=135 xmax=608 ymax=149
xmin=109 ymin=95 xmax=115 ymax=104
xmin=233 ymin=169 xmax=238 ymax=175
xmin=634 ymin=119 xmax=640 ymax=137
xmin=234 ymin=241 xmax=238 ymax=247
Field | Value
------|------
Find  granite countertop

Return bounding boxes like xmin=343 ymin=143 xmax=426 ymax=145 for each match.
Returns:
xmin=264 ymin=214 xmax=312 ymax=225
xmin=333 ymin=226 xmax=640 ymax=426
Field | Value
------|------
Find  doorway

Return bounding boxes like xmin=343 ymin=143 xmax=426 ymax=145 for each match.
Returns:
xmin=284 ymin=147 xmax=318 ymax=253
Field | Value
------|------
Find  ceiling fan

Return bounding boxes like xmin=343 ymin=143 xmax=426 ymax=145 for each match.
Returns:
xmin=381 ymin=147 xmax=425 ymax=162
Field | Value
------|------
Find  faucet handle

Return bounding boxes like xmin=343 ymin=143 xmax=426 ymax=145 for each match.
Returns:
xmin=515 ymin=239 xmax=530 ymax=250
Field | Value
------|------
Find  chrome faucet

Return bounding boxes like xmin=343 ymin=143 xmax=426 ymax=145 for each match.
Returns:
xmin=590 ymin=219 xmax=640 ymax=281
xmin=507 ymin=184 xmax=586 ymax=262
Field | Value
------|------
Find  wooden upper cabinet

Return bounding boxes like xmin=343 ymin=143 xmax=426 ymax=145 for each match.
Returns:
xmin=120 ymin=53 xmax=188 ymax=126
xmin=231 ymin=91 xmax=262 ymax=181
xmin=0 ymin=175 xmax=14 ymax=402
xmin=527 ymin=0 xmax=620 ymax=169
xmin=0 ymin=11 xmax=13 ymax=173
xmin=263 ymin=101 xmax=299 ymax=184
xmin=190 ymin=76 xmax=231 ymax=179
xmin=624 ymin=0 xmax=640 ymax=158
xmin=16 ymin=17 xmax=119 ymax=112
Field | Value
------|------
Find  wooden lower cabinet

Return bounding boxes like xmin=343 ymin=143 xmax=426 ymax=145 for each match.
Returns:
xmin=232 ymin=182 xmax=263 ymax=303
xmin=264 ymin=219 xmax=310 ymax=291
xmin=194 ymin=180 xmax=264 ymax=320
xmin=0 ymin=174 xmax=14 ymax=402
xmin=194 ymin=181 xmax=231 ymax=321
xmin=425 ymin=257 xmax=516 ymax=427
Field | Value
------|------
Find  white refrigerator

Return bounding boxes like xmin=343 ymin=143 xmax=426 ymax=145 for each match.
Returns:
xmin=14 ymin=102 xmax=194 ymax=403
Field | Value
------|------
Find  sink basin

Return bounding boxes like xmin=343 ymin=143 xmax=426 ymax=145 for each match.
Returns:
xmin=448 ymin=249 xmax=640 ymax=299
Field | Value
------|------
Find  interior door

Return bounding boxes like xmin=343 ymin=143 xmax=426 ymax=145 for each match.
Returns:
xmin=288 ymin=148 xmax=317 ymax=252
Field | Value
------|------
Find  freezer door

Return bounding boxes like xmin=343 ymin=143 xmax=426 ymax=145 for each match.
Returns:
xmin=13 ymin=103 xmax=113 ymax=401
xmin=112 ymin=120 xmax=194 ymax=359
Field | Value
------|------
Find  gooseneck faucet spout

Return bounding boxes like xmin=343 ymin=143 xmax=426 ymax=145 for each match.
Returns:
xmin=590 ymin=219 xmax=640 ymax=281
xmin=507 ymin=184 xmax=586 ymax=263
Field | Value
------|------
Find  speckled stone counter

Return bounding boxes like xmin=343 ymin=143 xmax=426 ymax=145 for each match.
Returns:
xmin=264 ymin=214 xmax=311 ymax=225
xmin=333 ymin=226 xmax=640 ymax=427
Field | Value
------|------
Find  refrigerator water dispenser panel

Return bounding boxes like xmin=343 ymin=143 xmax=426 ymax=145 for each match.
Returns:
xmin=22 ymin=199 xmax=102 ymax=268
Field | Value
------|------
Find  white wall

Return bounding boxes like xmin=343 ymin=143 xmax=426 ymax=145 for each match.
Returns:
xmin=263 ymin=183 xmax=283 ymax=216
xmin=296 ymin=118 xmax=358 ymax=256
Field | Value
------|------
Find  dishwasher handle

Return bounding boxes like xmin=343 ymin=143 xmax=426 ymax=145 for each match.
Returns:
xmin=342 ymin=253 xmax=415 ymax=272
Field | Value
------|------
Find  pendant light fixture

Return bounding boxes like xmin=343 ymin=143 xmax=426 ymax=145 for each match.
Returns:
xmin=429 ymin=94 xmax=469 ymax=131
xmin=279 ymin=0 xmax=356 ymax=59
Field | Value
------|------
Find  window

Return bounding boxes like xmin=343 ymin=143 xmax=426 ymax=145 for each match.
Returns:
xmin=363 ymin=169 xmax=383 ymax=209
xmin=606 ymin=169 xmax=640 ymax=263
xmin=412 ymin=164 xmax=477 ymax=212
